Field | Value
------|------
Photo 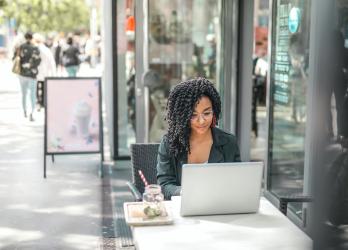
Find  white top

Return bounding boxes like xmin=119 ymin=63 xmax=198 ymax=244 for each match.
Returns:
xmin=131 ymin=197 xmax=312 ymax=250
xmin=255 ymin=57 xmax=268 ymax=77
xmin=37 ymin=43 xmax=56 ymax=81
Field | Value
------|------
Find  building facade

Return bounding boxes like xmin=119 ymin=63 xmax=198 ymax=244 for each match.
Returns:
xmin=102 ymin=0 xmax=348 ymax=246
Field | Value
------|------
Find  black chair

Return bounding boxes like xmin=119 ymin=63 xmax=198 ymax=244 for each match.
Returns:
xmin=126 ymin=143 xmax=160 ymax=201
xmin=278 ymin=195 xmax=313 ymax=216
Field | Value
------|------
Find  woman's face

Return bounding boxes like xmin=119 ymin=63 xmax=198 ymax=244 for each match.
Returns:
xmin=190 ymin=96 xmax=213 ymax=136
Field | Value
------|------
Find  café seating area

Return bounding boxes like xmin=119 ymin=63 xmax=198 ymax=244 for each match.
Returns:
xmin=109 ymin=143 xmax=315 ymax=249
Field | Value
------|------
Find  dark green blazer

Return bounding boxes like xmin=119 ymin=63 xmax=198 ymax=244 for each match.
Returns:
xmin=156 ymin=127 xmax=241 ymax=200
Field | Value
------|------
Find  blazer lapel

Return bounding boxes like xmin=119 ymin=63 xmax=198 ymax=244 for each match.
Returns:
xmin=208 ymin=128 xmax=227 ymax=163
xmin=176 ymin=152 xmax=187 ymax=183
xmin=208 ymin=144 xmax=224 ymax=163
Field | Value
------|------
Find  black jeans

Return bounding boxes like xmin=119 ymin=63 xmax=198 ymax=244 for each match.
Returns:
xmin=36 ymin=80 xmax=44 ymax=108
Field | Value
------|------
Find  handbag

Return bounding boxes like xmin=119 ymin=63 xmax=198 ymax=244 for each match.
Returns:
xmin=12 ymin=49 xmax=21 ymax=75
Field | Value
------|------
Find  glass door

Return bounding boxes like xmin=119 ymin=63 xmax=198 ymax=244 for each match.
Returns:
xmin=135 ymin=0 xmax=223 ymax=143
xmin=267 ymin=0 xmax=311 ymax=218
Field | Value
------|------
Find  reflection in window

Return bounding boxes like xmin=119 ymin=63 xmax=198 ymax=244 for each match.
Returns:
xmin=259 ymin=0 xmax=269 ymax=10
xmin=268 ymin=0 xmax=311 ymax=217
xmin=313 ymin=4 xmax=348 ymax=248
xmin=147 ymin=0 xmax=222 ymax=142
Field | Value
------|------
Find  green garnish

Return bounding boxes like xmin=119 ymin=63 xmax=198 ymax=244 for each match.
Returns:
xmin=144 ymin=206 xmax=161 ymax=218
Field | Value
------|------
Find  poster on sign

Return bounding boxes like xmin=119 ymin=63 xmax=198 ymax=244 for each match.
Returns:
xmin=45 ymin=78 xmax=102 ymax=154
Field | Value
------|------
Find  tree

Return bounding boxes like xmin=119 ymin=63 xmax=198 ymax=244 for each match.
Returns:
xmin=0 ymin=0 xmax=90 ymax=33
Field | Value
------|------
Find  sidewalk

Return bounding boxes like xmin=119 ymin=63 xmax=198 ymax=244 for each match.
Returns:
xmin=0 ymin=59 xmax=132 ymax=249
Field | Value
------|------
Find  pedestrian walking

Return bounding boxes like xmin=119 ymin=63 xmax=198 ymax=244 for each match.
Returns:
xmin=17 ymin=32 xmax=41 ymax=121
xmin=33 ymin=33 xmax=56 ymax=111
xmin=53 ymin=37 xmax=63 ymax=75
xmin=62 ymin=37 xmax=80 ymax=77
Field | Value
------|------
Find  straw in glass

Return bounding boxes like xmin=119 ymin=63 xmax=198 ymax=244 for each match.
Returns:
xmin=138 ymin=169 xmax=149 ymax=187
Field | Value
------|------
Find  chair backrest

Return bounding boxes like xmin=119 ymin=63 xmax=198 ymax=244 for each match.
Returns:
xmin=130 ymin=143 xmax=160 ymax=195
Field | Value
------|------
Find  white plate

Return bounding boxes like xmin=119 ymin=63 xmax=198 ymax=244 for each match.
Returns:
xmin=123 ymin=202 xmax=174 ymax=226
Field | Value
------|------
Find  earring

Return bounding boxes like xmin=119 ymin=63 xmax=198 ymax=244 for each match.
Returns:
xmin=210 ymin=115 xmax=216 ymax=128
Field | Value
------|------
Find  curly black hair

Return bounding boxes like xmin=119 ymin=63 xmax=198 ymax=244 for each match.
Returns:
xmin=165 ymin=77 xmax=221 ymax=158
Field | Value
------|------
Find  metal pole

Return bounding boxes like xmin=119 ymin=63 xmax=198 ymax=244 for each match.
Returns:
xmin=44 ymin=155 xmax=46 ymax=178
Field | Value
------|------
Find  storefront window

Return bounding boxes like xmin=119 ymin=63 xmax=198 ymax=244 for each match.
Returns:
xmin=250 ymin=0 xmax=270 ymax=161
xmin=116 ymin=0 xmax=136 ymax=156
xmin=268 ymin=0 xmax=311 ymax=216
xmin=147 ymin=0 xmax=222 ymax=142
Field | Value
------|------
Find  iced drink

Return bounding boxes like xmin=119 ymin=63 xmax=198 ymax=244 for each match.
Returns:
xmin=74 ymin=101 xmax=92 ymax=137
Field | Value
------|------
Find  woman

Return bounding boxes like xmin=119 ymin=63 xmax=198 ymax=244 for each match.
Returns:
xmin=62 ymin=37 xmax=80 ymax=77
xmin=157 ymin=78 xmax=241 ymax=200
xmin=16 ymin=32 xmax=41 ymax=121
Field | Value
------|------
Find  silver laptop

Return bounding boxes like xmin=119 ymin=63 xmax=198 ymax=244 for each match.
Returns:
xmin=180 ymin=162 xmax=263 ymax=216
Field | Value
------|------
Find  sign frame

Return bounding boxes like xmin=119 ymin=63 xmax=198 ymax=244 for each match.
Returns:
xmin=43 ymin=77 xmax=104 ymax=178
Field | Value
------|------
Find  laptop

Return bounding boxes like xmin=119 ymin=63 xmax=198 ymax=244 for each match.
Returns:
xmin=180 ymin=162 xmax=263 ymax=216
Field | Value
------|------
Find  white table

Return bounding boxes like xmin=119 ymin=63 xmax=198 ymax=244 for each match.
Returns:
xmin=131 ymin=197 xmax=312 ymax=250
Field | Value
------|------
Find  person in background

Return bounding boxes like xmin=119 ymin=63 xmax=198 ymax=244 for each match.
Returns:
xmin=33 ymin=33 xmax=56 ymax=111
xmin=156 ymin=78 xmax=241 ymax=200
xmin=324 ymin=30 xmax=348 ymax=140
xmin=251 ymin=47 xmax=268 ymax=137
xmin=84 ymin=32 xmax=94 ymax=67
xmin=62 ymin=37 xmax=80 ymax=77
xmin=17 ymin=32 xmax=41 ymax=121
xmin=288 ymin=33 xmax=308 ymax=123
xmin=53 ymin=37 xmax=63 ymax=74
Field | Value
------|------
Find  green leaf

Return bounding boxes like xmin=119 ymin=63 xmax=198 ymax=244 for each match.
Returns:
xmin=1 ymin=0 xmax=90 ymax=33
